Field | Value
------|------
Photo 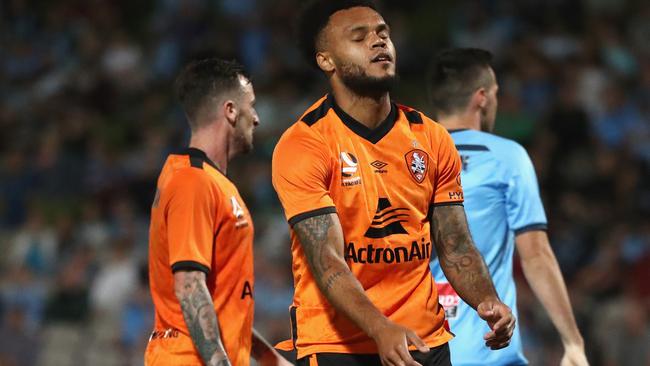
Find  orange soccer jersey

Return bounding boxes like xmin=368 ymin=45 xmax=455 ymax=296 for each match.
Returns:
xmin=272 ymin=94 xmax=464 ymax=359
xmin=145 ymin=148 xmax=255 ymax=366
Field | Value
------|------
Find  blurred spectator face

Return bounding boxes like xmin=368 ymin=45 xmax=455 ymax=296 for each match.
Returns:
xmin=480 ymin=67 xmax=499 ymax=132
xmin=232 ymin=75 xmax=259 ymax=154
xmin=319 ymin=6 xmax=397 ymax=95
xmin=602 ymin=82 xmax=624 ymax=111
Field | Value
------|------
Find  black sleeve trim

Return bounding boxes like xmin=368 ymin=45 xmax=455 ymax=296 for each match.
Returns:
xmin=456 ymin=144 xmax=490 ymax=151
xmin=171 ymin=261 xmax=210 ymax=274
xmin=432 ymin=202 xmax=464 ymax=207
xmin=514 ymin=223 xmax=548 ymax=235
xmin=288 ymin=206 xmax=337 ymax=227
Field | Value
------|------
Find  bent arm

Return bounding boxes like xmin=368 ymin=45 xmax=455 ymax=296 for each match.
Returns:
xmin=292 ymin=213 xmax=388 ymax=337
xmin=431 ymin=205 xmax=498 ymax=308
xmin=174 ymin=270 xmax=230 ymax=366
xmin=516 ymin=230 xmax=584 ymax=348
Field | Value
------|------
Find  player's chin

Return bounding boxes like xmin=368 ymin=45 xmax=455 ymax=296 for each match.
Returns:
xmin=369 ymin=62 xmax=395 ymax=75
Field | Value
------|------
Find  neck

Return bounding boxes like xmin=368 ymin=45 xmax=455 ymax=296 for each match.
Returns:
xmin=188 ymin=121 xmax=230 ymax=174
xmin=437 ymin=109 xmax=481 ymax=132
xmin=330 ymin=81 xmax=391 ymax=129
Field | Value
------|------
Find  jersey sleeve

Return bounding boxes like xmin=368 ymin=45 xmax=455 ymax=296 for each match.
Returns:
xmin=272 ymin=127 xmax=336 ymax=226
xmin=433 ymin=128 xmax=464 ymax=205
xmin=505 ymin=144 xmax=548 ymax=235
xmin=166 ymin=168 xmax=219 ymax=274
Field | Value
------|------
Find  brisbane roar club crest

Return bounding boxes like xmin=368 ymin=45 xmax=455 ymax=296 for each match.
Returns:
xmin=405 ymin=149 xmax=429 ymax=184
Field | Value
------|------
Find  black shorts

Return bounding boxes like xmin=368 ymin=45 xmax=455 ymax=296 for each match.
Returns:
xmin=291 ymin=343 xmax=451 ymax=366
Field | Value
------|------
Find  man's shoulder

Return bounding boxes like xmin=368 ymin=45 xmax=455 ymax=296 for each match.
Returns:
xmin=275 ymin=96 xmax=337 ymax=156
xmin=455 ymin=131 xmax=526 ymax=157
xmin=296 ymin=94 xmax=333 ymax=127
xmin=396 ymin=104 xmax=440 ymax=128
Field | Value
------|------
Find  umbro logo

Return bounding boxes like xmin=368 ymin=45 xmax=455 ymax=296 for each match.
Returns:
xmin=364 ymin=198 xmax=408 ymax=238
xmin=370 ymin=160 xmax=388 ymax=173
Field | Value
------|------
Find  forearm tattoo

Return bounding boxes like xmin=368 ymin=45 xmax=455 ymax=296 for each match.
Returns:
xmin=432 ymin=205 xmax=497 ymax=308
xmin=177 ymin=272 xmax=230 ymax=366
xmin=293 ymin=214 xmax=346 ymax=295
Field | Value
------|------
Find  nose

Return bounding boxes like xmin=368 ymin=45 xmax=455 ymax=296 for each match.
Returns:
xmin=253 ymin=112 xmax=260 ymax=127
xmin=370 ymin=32 xmax=387 ymax=49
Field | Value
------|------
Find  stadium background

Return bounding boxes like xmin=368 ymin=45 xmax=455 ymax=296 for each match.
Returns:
xmin=1 ymin=0 xmax=649 ymax=365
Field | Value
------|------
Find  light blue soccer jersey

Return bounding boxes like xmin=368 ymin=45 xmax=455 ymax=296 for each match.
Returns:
xmin=430 ymin=129 xmax=547 ymax=366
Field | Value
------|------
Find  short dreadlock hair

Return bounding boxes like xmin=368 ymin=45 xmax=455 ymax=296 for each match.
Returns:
xmin=296 ymin=0 xmax=378 ymax=68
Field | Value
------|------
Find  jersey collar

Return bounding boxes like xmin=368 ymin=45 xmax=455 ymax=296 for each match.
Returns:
xmin=447 ymin=128 xmax=469 ymax=134
xmin=172 ymin=147 xmax=225 ymax=175
xmin=329 ymin=94 xmax=398 ymax=144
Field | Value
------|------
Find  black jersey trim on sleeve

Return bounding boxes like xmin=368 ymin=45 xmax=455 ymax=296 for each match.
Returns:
xmin=514 ymin=223 xmax=548 ymax=235
xmin=330 ymin=94 xmax=398 ymax=144
xmin=448 ymin=128 xmax=469 ymax=134
xmin=171 ymin=260 xmax=210 ymax=275
xmin=288 ymin=206 xmax=337 ymax=227
xmin=301 ymin=97 xmax=333 ymax=126
xmin=432 ymin=202 xmax=465 ymax=207
xmin=456 ymin=144 xmax=490 ymax=151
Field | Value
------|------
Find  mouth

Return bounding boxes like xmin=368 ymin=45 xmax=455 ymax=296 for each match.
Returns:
xmin=371 ymin=53 xmax=393 ymax=64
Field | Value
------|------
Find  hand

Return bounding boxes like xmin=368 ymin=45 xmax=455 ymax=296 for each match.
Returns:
xmin=370 ymin=319 xmax=430 ymax=366
xmin=560 ymin=344 xmax=589 ymax=366
xmin=477 ymin=300 xmax=515 ymax=350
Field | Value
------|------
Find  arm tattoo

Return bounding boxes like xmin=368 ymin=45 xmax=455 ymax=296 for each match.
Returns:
xmin=176 ymin=271 xmax=230 ymax=366
xmin=431 ymin=205 xmax=497 ymax=308
xmin=293 ymin=213 xmax=388 ymax=337
xmin=293 ymin=214 xmax=344 ymax=294
xmin=324 ymin=271 xmax=345 ymax=292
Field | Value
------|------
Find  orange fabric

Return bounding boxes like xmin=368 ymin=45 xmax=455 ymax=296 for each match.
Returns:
xmin=275 ymin=339 xmax=295 ymax=352
xmin=272 ymin=95 xmax=462 ymax=359
xmin=145 ymin=333 xmax=203 ymax=366
xmin=309 ymin=354 xmax=319 ymax=366
xmin=146 ymin=149 xmax=255 ymax=366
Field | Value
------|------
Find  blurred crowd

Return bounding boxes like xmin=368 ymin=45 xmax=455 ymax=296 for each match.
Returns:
xmin=1 ymin=0 xmax=649 ymax=365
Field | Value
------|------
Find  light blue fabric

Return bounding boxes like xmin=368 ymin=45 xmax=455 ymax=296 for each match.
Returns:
xmin=430 ymin=129 xmax=547 ymax=366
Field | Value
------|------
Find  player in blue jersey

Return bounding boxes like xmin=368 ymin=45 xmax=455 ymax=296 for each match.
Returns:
xmin=427 ymin=48 xmax=589 ymax=366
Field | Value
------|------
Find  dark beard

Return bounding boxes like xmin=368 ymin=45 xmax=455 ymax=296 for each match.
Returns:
xmin=233 ymin=115 xmax=253 ymax=155
xmin=339 ymin=62 xmax=398 ymax=98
